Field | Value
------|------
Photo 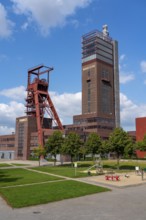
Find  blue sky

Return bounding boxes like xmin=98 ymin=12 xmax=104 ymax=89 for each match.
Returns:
xmin=0 ymin=0 xmax=146 ymax=134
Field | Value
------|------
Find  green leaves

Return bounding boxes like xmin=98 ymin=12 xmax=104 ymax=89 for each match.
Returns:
xmin=108 ymin=128 xmax=131 ymax=155
xmin=85 ymin=133 xmax=102 ymax=157
xmin=45 ymin=131 xmax=64 ymax=165
xmin=33 ymin=146 xmax=46 ymax=158
xmin=108 ymin=127 xmax=133 ymax=168
xmin=135 ymin=134 xmax=146 ymax=151
xmin=62 ymin=132 xmax=82 ymax=162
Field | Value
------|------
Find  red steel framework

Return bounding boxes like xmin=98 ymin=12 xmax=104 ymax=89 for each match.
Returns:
xmin=25 ymin=64 xmax=63 ymax=147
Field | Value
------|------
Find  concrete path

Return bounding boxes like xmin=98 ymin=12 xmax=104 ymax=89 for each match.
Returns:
xmin=0 ymin=184 xmax=146 ymax=220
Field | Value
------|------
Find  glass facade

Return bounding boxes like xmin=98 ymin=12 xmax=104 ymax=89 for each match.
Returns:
xmin=100 ymin=81 xmax=112 ymax=114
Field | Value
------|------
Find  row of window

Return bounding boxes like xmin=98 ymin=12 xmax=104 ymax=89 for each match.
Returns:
xmin=0 ymin=144 xmax=15 ymax=147
xmin=67 ymin=124 xmax=113 ymax=131
xmin=85 ymin=125 xmax=113 ymax=130
xmin=17 ymin=123 xmax=25 ymax=156
xmin=0 ymin=138 xmax=15 ymax=142
xmin=74 ymin=117 xmax=115 ymax=125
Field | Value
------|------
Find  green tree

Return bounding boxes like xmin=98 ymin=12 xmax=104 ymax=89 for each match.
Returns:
xmin=100 ymin=140 xmax=110 ymax=156
xmin=33 ymin=145 xmax=46 ymax=166
xmin=61 ymin=132 xmax=82 ymax=164
xmin=45 ymin=131 xmax=64 ymax=165
xmin=124 ymin=137 xmax=135 ymax=158
xmin=135 ymin=134 xmax=146 ymax=151
xmin=79 ymin=145 xmax=87 ymax=161
xmin=85 ymin=132 xmax=102 ymax=160
xmin=108 ymin=127 xmax=132 ymax=169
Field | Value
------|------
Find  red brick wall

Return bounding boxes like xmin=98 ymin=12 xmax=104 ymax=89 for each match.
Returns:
xmin=136 ymin=117 xmax=146 ymax=141
xmin=136 ymin=150 xmax=146 ymax=158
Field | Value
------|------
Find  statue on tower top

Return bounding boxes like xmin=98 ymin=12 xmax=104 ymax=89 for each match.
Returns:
xmin=102 ymin=24 xmax=109 ymax=36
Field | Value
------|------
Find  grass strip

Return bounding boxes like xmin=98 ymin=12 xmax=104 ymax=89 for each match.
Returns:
xmin=0 ymin=164 xmax=12 ymax=167
xmin=78 ymin=160 xmax=146 ymax=170
xmin=33 ymin=166 xmax=90 ymax=178
xmin=0 ymin=168 xmax=63 ymax=187
xmin=0 ymin=180 xmax=110 ymax=208
xmin=11 ymin=163 xmax=30 ymax=166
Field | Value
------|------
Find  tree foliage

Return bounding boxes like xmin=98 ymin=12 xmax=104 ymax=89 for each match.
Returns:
xmin=135 ymin=134 xmax=146 ymax=151
xmin=45 ymin=131 xmax=64 ymax=165
xmin=108 ymin=127 xmax=133 ymax=168
xmin=33 ymin=145 xmax=46 ymax=166
xmin=124 ymin=137 xmax=135 ymax=158
xmin=85 ymin=132 xmax=102 ymax=159
xmin=61 ymin=132 xmax=82 ymax=163
xmin=100 ymin=140 xmax=110 ymax=156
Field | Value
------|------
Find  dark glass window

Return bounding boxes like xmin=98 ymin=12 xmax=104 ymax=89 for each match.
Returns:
xmin=101 ymin=81 xmax=112 ymax=114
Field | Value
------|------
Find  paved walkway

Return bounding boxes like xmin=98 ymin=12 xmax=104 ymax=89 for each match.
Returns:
xmin=0 ymin=159 xmax=54 ymax=167
xmin=0 ymin=184 xmax=146 ymax=220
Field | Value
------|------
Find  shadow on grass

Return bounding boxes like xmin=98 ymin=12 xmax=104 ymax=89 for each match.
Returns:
xmin=0 ymin=177 xmax=22 ymax=183
xmin=103 ymin=164 xmax=116 ymax=169
xmin=103 ymin=164 xmax=136 ymax=171
xmin=119 ymin=165 xmax=135 ymax=170
xmin=0 ymin=170 xmax=22 ymax=184
xmin=78 ymin=163 xmax=93 ymax=168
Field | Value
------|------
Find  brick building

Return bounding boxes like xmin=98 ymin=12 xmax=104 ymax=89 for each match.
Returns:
xmin=136 ymin=117 xmax=146 ymax=141
xmin=0 ymin=134 xmax=15 ymax=159
xmin=66 ymin=25 xmax=120 ymax=139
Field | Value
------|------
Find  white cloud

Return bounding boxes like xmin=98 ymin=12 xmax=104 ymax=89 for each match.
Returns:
xmin=11 ymin=0 xmax=91 ymax=36
xmin=50 ymin=91 xmax=81 ymax=124
xmin=21 ymin=22 xmax=29 ymax=31
xmin=71 ymin=19 xmax=79 ymax=28
xmin=0 ymin=86 xmax=26 ymax=134
xmin=120 ymin=93 xmax=146 ymax=131
xmin=119 ymin=54 xmax=135 ymax=84
xmin=120 ymin=72 xmax=135 ymax=84
xmin=0 ymin=3 xmax=14 ymax=38
xmin=140 ymin=60 xmax=146 ymax=73
xmin=0 ymin=86 xmax=26 ymax=100
xmin=0 ymin=126 xmax=15 ymax=135
xmin=1 ymin=86 xmax=146 ymax=134
xmin=0 ymin=88 xmax=81 ymax=134
xmin=119 ymin=54 xmax=126 ymax=62
xmin=0 ymin=101 xmax=25 ymax=134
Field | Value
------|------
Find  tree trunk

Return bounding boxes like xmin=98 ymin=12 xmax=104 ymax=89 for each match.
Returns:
xmin=117 ymin=154 xmax=120 ymax=170
xmin=71 ymin=155 xmax=74 ymax=167
xmin=39 ymin=156 xmax=41 ymax=167
xmin=54 ymin=155 xmax=56 ymax=166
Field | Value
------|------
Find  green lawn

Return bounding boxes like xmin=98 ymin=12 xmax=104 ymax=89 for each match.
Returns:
xmin=3 ymin=159 xmax=143 ymax=208
xmin=33 ymin=166 xmax=90 ymax=178
xmin=102 ymin=160 xmax=146 ymax=170
xmin=0 ymin=163 xmax=12 ymax=167
xmin=0 ymin=168 xmax=63 ymax=187
xmin=0 ymin=180 xmax=109 ymax=208
xmin=11 ymin=163 xmax=30 ymax=166
xmin=32 ymin=160 xmax=146 ymax=177
xmin=78 ymin=160 xmax=146 ymax=171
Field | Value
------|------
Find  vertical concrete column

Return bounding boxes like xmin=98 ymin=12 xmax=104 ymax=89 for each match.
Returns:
xmin=113 ymin=40 xmax=120 ymax=128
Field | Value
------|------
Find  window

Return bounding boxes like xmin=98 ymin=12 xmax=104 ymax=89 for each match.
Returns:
xmin=101 ymin=69 xmax=109 ymax=81
xmin=100 ymin=81 xmax=112 ymax=114
xmin=17 ymin=122 xmax=25 ymax=156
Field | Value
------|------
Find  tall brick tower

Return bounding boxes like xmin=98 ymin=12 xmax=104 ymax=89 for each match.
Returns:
xmin=73 ymin=25 xmax=120 ymax=139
